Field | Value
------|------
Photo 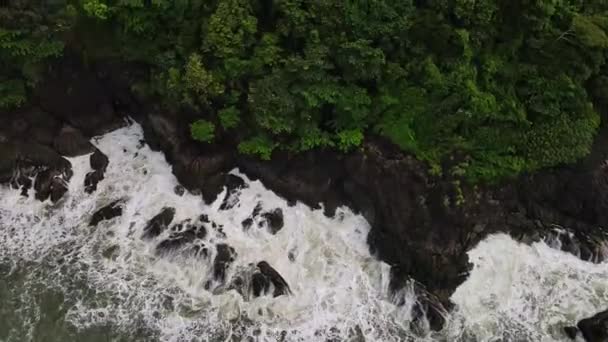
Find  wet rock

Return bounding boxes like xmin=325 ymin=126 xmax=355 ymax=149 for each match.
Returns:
xmin=251 ymin=272 xmax=270 ymax=297
xmin=174 ymin=185 xmax=185 ymax=196
xmin=241 ymin=218 xmax=254 ymax=230
xmin=218 ymin=174 xmax=248 ymax=209
xmin=11 ymin=170 xmax=33 ymax=197
xmin=213 ymin=244 xmax=236 ymax=283
xmin=17 ymin=143 xmax=72 ymax=171
xmin=577 ymin=309 xmax=608 ymax=342
xmin=193 ymin=243 xmax=209 ymax=258
xmin=90 ymin=148 xmax=109 ymax=172
xmin=156 ymin=222 xmax=207 ymax=255
xmin=84 ymin=170 xmax=104 ymax=194
xmin=201 ymin=172 xmax=227 ymax=205
xmin=90 ymin=200 xmax=124 ymax=226
xmin=53 ymin=126 xmax=95 ymax=157
xmin=171 ymin=149 xmax=234 ymax=203
xmin=564 ymin=326 xmax=579 ymax=340
xmin=343 ymin=179 xmax=376 ymax=227
xmin=34 ymin=168 xmax=71 ymax=203
xmin=255 ymin=261 xmax=291 ymax=297
xmin=241 ymin=203 xmax=263 ymax=231
xmin=390 ymin=272 xmax=447 ymax=333
xmin=241 ymin=206 xmax=283 ymax=234
xmin=261 ymin=208 xmax=284 ymax=234
xmin=142 ymin=207 xmax=176 ymax=239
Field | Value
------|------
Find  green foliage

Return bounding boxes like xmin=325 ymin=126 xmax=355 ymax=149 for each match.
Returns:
xmin=190 ymin=120 xmax=215 ymax=143
xmin=218 ymin=106 xmax=240 ymax=129
xmin=5 ymin=0 xmax=608 ymax=183
xmin=0 ymin=6 xmax=69 ymax=109
xmin=83 ymin=0 xmax=110 ymax=20
xmin=238 ymin=135 xmax=276 ymax=160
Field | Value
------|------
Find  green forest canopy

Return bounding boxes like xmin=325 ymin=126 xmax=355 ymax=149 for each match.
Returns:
xmin=3 ymin=0 xmax=608 ymax=182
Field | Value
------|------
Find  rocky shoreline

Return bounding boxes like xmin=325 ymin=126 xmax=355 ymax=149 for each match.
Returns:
xmin=2 ymin=58 xmax=608 ymax=337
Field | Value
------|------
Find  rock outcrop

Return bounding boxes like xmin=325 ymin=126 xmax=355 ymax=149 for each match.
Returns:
xmin=3 ymin=56 xmax=607 ymax=333
xmin=90 ymin=200 xmax=124 ymax=227
xmin=565 ymin=308 xmax=608 ymax=341
xmin=142 ymin=207 xmax=176 ymax=239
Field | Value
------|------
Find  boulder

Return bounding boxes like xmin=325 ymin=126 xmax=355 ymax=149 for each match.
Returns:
xmin=17 ymin=142 xmax=71 ymax=171
xmin=90 ymin=200 xmax=124 ymax=226
xmin=155 ymin=221 xmax=207 ymax=256
xmin=90 ymin=148 xmax=109 ymax=172
xmin=254 ymin=261 xmax=291 ymax=297
xmin=218 ymin=174 xmax=247 ymax=208
xmin=578 ymin=309 xmax=608 ymax=342
xmin=33 ymin=168 xmax=71 ymax=203
xmin=142 ymin=207 xmax=176 ymax=239
xmin=564 ymin=326 xmax=579 ymax=340
xmin=174 ymin=185 xmax=185 ymax=196
xmin=84 ymin=170 xmax=104 ymax=194
xmin=213 ymin=244 xmax=236 ymax=283
xmin=261 ymin=208 xmax=284 ymax=235
xmin=53 ymin=126 xmax=95 ymax=157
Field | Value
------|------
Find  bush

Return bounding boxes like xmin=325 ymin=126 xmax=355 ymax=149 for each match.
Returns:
xmin=5 ymin=0 xmax=608 ymax=183
xmin=190 ymin=120 xmax=215 ymax=143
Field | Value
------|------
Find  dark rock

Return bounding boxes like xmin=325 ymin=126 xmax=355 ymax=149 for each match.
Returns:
xmin=11 ymin=118 xmax=29 ymax=135
xmin=53 ymin=126 xmax=95 ymax=157
xmin=84 ymin=149 xmax=109 ymax=194
xmin=142 ymin=207 xmax=176 ymax=239
xmin=27 ymin=125 xmax=57 ymax=146
xmin=213 ymin=244 xmax=236 ymax=283
xmin=11 ymin=171 xmax=33 ymax=197
xmin=17 ymin=143 xmax=72 ymax=171
xmin=241 ymin=218 xmax=254 ymax=231
xmin=217 ymin=174 xmax=247 ymax=209
xmin=0 ymin=143 xmax=18 ymax=183
xmin=241 ymin=202 xmax=264 ymax=231
xmin=33 ymin=168 xmax=71 ymax=203
xmin=261 ymin=208 xmax=284 ymax=234
xmin=156 ymin=222 xmax=207 ymax=255
xmin=84 ymin=170 xmax=104 ymax=194
xmin=236 ymin=151 xmax=342 ymax=213
xmin=22 ymin=108 xmax=61 ymax=146
xmin=90 ymin=148 xmax=109 ymax=172
xmin=343 ymin=179 xmax=376 ymax=226
xmin=2 ymin=141 xmax=73 ymax=202
xmin=202 ymin=172 xmax=228 ymax=205
xmin=391 ymin=271 xmax=448 ymax=332
xmin=564 ymin=326 xmax=579 ymax=340
xmin=251 ymin=272 xmax=270 ymax=297
xmin=199 ymin=214 xmax=210 ymax=223
xmin=189 ymin=243 xmax=209 ymax=258
xmin=174 ymin=185 xmax=185 ymax=196
xmin=90 ymin=200 xmax=123 ymax=226
xmin=256 ymin=261 xmax=291 ymax=297
xmin=577 ymin=309 xmax=608 ymax=342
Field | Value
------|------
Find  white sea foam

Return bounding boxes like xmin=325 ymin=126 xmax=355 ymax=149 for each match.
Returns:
xmin=0 ymin=123 xmax=604 ymax=341
xmin=0 ymin=123 xmax=420 ymax=341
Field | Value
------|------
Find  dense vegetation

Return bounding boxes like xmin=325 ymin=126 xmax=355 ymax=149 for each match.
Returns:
xmin=3 ymin=1 xmax=608 ymax=181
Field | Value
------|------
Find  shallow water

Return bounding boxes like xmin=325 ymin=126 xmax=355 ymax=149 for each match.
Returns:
xmin=0 ymin=124 xmax=604 ymax=341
